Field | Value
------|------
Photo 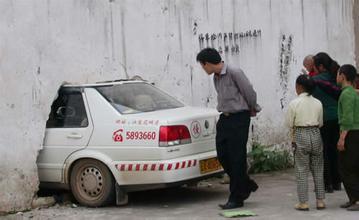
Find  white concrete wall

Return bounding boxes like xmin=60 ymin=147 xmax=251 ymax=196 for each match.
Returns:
xmin=0 ymin=0 xmax=355 ymax=212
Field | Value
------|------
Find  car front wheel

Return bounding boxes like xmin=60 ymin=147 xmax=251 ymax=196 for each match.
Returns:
xmin=70 ymin=159 xmax=115 ymax=207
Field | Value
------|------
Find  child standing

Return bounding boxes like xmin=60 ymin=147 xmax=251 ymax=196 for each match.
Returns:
xmin=336 ymin=64 xmax=359 ymax=211
xmin=286 ymin=74 xmax=326 ymax=211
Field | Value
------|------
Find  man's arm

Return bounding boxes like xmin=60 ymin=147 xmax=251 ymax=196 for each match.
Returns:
xmin=285 ymin=102 xmax=296 ymax=145
xmin=313 ymin=79 xmax=341 ymax=100
xmin=231 ymin=68 xmax=257 ymax=108
xmin=337 ymin=130 xmax=348 ymax=151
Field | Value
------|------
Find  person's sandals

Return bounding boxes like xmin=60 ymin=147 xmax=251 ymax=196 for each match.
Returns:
xmin=316 ymin=200 xmax=326 ymax=210
xmin=295 ymin=203 xmax=309 ymax=211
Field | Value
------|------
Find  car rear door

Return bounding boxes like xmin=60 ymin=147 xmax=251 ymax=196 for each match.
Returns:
xmin=37 ymin=88 xmax=94 ymax=182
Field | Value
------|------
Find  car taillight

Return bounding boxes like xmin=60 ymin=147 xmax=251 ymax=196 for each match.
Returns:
xmin=159 ymin=125 xmax=192 ymax=147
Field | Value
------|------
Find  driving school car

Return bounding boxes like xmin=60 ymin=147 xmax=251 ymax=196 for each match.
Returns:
xmin=37 ymin=79 xmax=223 ymax=207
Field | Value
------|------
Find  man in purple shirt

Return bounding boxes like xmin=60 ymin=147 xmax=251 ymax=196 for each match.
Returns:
xmin=196 ymin=48 xmax=259 ymax=209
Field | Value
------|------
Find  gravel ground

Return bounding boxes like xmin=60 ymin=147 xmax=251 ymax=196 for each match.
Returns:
xmin=2 ymin=169 xmax=358 ymax=220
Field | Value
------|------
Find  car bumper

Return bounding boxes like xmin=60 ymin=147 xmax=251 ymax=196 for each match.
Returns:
xmin=111 ymin=150 xmax=223 ymax=186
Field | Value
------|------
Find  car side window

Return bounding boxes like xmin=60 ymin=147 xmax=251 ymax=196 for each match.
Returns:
xmin=46 ymin=91 xmax=88 ymax=128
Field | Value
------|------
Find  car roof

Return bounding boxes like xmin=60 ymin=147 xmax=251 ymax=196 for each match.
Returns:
xmin=62 ymin=79 xmax=148 ymax=88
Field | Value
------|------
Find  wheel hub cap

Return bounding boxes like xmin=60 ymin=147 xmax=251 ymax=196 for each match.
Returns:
xmin=79 ymin=167 xmax=103 ymax=197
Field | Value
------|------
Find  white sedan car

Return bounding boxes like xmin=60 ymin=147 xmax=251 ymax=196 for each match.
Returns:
xmin=37 ymin=79 xmax=223 ymax=207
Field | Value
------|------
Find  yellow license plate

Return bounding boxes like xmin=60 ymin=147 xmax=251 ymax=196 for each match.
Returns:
xmin=200 ymin=157 xmax=222 ymax=174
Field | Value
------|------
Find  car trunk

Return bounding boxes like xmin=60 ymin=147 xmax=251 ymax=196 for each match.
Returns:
xmin=125 ymin=106 xmax=219 ymax=159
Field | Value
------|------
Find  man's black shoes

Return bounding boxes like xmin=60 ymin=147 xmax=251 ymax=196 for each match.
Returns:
xmin=219 ymin=201 xmax=244 ymax=210
xmin=340 ymin=201 xmax=355 ymax=208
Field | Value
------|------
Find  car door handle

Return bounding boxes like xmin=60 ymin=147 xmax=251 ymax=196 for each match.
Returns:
xmin=67 ymin=133 xmax=83 ymax=139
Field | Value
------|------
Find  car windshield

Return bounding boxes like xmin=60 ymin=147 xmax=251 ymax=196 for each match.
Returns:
xmin=96 ymin=82 xmax=184 ymax=114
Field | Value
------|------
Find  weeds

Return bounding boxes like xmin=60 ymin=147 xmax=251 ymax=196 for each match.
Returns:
xmin=248 ymin=143 xmax=293 ymax=174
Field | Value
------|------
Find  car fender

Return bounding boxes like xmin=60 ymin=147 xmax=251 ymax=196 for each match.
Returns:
xmin=63 ymin=149 xmax=120 ymax=184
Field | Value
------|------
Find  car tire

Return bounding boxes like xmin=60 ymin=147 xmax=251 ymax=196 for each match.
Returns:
xmin=70 ymin=159 xmax=115 ymax=207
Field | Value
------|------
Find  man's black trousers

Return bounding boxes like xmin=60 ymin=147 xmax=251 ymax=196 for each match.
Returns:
xmin=339 ymin=130 xmax=359 ymax=202
xmin=216 ymin=111 xmax=256 ymax=202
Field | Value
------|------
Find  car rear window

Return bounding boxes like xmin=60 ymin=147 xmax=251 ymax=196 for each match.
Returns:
xmin=96 ymin=83 xmax=184 ymax=114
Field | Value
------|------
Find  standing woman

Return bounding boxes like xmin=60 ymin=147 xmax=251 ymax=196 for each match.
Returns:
xmin=286 ymin=74 xmax=325 ymax=210
xmin=312 ymin=52 xmax=341 ymax=193
xmin=336 ymin=64 xmax=359 ymax=211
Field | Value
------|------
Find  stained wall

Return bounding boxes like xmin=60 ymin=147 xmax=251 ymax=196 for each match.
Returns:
xmin=0 ymin=0 xmax=355 ymax=212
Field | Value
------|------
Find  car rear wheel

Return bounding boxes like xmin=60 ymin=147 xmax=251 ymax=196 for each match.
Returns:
xmin=70 ymin=159 xmax=115 ymax=207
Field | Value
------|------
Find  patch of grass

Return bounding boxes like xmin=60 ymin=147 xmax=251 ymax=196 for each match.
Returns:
xmin=248 ymin=143 xmax=293 ymax=174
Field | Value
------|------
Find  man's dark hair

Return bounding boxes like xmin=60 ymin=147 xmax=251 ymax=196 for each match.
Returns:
xmin=339 ymin=64 xmax=357 ymax=83
xmin=196 ymin=48 xmax=222 ymax=64
xmin=296 ymin=74 xmax=316 ymax=95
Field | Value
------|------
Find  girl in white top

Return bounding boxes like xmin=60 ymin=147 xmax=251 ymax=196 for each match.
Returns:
xmin=286 ymin=74 xmax=325 ymax=211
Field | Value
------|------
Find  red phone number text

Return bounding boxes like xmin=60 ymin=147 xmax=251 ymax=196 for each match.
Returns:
xmin=126 ymin=131 xmax=156 ymax=140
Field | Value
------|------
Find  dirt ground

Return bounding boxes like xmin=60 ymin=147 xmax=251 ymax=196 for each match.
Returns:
xmin=2 ymin=169 xmax=358 ymax=220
